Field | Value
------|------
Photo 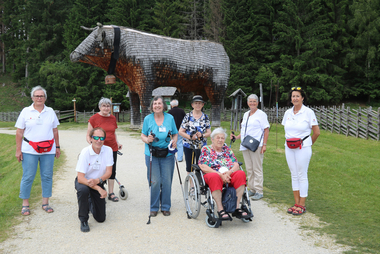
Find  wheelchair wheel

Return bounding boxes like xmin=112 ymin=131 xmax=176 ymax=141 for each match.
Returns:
xmin=205 ymin=197 xmax=219 ymax=228
xmin=119 ymin=187 xmax=128 ymax=200
xmin=240 ymin=190 xmax=253 ymax=223
xmin=184 ymin=172 xmax=201 ymax=219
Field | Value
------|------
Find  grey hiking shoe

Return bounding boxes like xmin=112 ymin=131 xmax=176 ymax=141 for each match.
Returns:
xmin=251 ymin=193 xmax=263 ymax=200
xmin=248 ymin=190 xmax=256 ymax=197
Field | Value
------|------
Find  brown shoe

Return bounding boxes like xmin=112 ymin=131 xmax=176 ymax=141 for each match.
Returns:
xmin=150 ymin=211 xmax=158 ymax=217
xmin=162 ymin=211 xmax=171 ymax=216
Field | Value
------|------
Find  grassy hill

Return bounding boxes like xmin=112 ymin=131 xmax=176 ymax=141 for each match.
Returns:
xmin=0 ymin=75 xmax=30 ymax=112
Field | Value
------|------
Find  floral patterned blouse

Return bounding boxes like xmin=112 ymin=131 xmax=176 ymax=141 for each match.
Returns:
xmin=181 ymin=111 xmax=211 ymax=149
xmin=198 ymin=144 xmax=237 ymax=172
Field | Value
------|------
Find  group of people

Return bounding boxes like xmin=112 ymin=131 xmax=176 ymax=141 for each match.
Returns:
xmin=15 ymin=86 xmax=319 ymax=232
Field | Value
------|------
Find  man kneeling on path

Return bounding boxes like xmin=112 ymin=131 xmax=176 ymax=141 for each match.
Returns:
xmin=75 ymin=127 xmax=113 ymax=232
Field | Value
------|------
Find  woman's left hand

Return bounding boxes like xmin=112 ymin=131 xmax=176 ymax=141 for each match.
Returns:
xmin=261 ymin=145 xmax=267 ymax=154
xmin=55 ymin=148 xmax=61 ymax=158
xmin=118 ymin=143 xmax=123 ymax=150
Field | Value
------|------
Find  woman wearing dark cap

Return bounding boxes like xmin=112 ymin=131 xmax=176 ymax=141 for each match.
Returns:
xmin=282 ymin=87 xmax=320 ymax=215
xmin=179 ymin=95 xmax=211 ymax=174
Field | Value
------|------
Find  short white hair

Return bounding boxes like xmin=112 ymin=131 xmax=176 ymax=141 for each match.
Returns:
xmin=247 ymin=94 xmax=258 ymax=102
xmin=211 ymin=127 xmax=227 ymax=140
xmin=31 ymin=86 xmax=47 ymax=99
xmin=170 ymin=99 xmax=179 ymax=107
xmin=98 ymin=97 xmax=112 ymax=108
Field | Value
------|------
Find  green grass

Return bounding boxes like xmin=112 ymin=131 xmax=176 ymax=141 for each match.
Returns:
xmin=0 ymin=133 xmax=65 ymax=242
xmin=224 ymin=122 xmax=379 ymax=254
xmin=0 ymin=74 xmax=30 ymax=112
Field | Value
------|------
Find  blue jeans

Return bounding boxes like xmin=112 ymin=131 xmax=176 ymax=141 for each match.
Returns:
xmin=145 ymin=154 xmax=175 ymax=212
xmin=20 ymin=153 xmax=55 ymax=199
xmin=176 ymin=135 xmax=184 ymax=161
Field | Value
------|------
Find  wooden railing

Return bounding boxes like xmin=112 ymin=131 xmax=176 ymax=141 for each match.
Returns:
xmin=1 ymin=105 xmax=379 ymax=141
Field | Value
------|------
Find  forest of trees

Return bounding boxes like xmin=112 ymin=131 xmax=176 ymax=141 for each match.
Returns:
xmin=0 ymin=0 xmax=380 ymax=111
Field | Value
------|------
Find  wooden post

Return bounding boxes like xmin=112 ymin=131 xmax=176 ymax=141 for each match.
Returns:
xmin=377 ymin=107 xmax=380 ymax=141
xmin=366 ymin=107 xmax=371 ymax=140
xmin=72 ymin=98 xmax=77 ymax=123
xmin=346 ymin=107 xmax=350 ymax=137
xmin=356 ymin=107 xmax=361 ymax=138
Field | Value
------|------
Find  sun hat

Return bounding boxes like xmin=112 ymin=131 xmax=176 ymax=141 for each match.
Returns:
xmin=191 ymin=95 xmax=204 ymax=103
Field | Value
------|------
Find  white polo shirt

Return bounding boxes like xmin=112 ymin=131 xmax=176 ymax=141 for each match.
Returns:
xmin=239 ymin=109 xmax=270 ymax=151
xmin=281 ymin=105 xmax=318 ymax=147
xmin=15 ymin=104 xmax=60 ymax=155
xmin=76 ymin=145 xmax=114 ymax=180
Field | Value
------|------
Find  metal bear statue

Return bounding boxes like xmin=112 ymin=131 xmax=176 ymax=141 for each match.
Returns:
xmin=70 ymin=24 xmax=230 ymax=127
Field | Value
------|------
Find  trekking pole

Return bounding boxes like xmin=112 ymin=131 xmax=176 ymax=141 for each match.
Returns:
xmin=147 ymin=143 xmax=153 ymax=225
xmin=147 ymin=131 xmax=158 ymax=225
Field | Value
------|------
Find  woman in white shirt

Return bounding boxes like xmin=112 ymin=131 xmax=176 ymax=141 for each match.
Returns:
xmin=231 ymin=94 xmax=269 ymax=200
xmin=282 ymin=87 xmax=320 ymax=216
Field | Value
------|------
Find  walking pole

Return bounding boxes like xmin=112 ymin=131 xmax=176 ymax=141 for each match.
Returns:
xmin=147 ymin=142 xmax=153 ymax=225
xmin=168 ymin=131 xmax=187 ymax=214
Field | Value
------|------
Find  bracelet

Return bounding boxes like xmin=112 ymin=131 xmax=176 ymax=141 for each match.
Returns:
xmin=263 ymin=144 xmax=267 ymax=146
xmin=56 ymin=146 xmax=60 ymax=148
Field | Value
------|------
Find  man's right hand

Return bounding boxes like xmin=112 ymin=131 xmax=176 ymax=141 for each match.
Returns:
xmin=98 ymin=188 xmax=107 ymax=199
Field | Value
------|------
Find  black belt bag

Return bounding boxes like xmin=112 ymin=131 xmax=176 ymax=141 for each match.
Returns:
xmin=151 ymin=146 xmax=169 ymax=158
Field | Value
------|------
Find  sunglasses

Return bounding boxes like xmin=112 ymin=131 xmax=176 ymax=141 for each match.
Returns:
xmin=291 ymin=87 xmax=302 ymax=91
xmin=92 ymin=136 xmax=105 ymax=141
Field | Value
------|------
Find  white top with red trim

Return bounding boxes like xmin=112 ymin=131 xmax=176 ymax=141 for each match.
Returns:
xmin=15 ymin=104 xmax=60 ymax=155
xmin=76 ymin=145 xmax=114 ymax=179
xmin=281 ymin=105 xmax=318 ymax=147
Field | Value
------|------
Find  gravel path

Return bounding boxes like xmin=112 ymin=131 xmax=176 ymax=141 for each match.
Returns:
xmin=0 ymin=128 xmax=349 ymax=254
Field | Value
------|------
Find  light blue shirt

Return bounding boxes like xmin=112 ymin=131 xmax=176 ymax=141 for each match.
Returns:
xmin=142 ymin=113 xmax=178 ymax=156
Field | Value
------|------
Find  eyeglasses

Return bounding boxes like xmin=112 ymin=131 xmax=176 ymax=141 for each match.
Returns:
xmin=101 ymin=105 xmax=111 ymax=108
xmin=92 ymin=136 xmax=105 ymax=141
xmin=33 ymin=95 xmax=45 ymax=98
xmin=291 ymin=87 xmax=302 ymax=91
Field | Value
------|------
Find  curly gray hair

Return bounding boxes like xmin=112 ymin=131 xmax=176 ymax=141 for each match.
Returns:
xmin=98 ymin=97 xmax=112 ymax=108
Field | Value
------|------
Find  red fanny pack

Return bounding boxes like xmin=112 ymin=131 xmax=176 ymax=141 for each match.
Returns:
xmin=24 ymin=137 xmax=54 ymax=153
xmin=286 ymin=136 xmax=309 ymax=149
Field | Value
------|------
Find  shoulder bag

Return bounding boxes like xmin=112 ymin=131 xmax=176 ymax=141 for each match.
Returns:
xmin=241 ymin=113 xmax=263 ymax=152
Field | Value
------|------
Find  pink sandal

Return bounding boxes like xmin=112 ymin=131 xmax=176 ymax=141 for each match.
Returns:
xmin=287 ymin=204 xmax=297 ymax=214
xmin=292 ymin=204 xmax=306 ymax=215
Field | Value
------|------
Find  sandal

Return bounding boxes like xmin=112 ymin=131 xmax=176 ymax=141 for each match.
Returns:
xmin=218 ymin=210 xmax=232 ymax=221
xmin=232 ymin=208 xmax=250 ymax=219
xmin=108 ymin=193 xmax=119 ymax=202
xmin=292 ymin=204 xmax=306 ymax=216
xmin=287 ymin=204 xmax=297 ymax=214
xmin=21 ymin=206 xmax=30 ymax=216
xmin=42 ymin=204 xmax=54 ymax=213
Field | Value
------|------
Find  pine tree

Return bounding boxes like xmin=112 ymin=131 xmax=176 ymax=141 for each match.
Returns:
xmin=151 ymin=0 xmax=185 ymax=38
xmin=347 ymin=0 xmax=380 ymax=103
xmin=106 ymin=0 xmax=155 ymax=31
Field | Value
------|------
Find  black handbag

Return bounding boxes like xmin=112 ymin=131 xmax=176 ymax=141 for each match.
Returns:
xmin=241 ymin=113 xmax=263 ymax=152
xmin=151 ymin=146 xmax=169 ymax=158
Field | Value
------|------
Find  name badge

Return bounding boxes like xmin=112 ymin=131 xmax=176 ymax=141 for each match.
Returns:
xmin=93 ymin=162 xmax=100 ymax=170
xmin=159 ymin=126 xmax=166 ymax=132
xmin=36 ymin=118 xmax=43 ymax=125
xmin=194 ymin=122 xmax=199 ymax=127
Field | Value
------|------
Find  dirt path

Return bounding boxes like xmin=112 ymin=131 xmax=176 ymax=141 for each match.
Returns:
xmin=0 ymin=128 xmax=348 ymax=253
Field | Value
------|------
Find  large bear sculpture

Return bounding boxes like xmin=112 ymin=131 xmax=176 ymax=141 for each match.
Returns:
xmin=70 ymin=24 xmax=230 ymax=127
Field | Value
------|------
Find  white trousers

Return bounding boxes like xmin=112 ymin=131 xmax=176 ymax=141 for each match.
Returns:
xmin=285 ymin=146 xmax=312 ymax=197
xmin=242 ymin=148 xmax=264 ymax=194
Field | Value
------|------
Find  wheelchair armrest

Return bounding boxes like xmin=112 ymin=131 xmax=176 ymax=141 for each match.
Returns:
xmin=192 ymin=164 xmax=202 ymax=172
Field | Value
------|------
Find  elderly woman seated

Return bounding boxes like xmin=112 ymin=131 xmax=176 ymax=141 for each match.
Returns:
xmin=198 ymin=127 xmax=249 ymax=220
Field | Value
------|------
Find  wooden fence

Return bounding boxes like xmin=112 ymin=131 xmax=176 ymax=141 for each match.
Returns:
xmin=1 ymin=105 xmax=379 ymax=141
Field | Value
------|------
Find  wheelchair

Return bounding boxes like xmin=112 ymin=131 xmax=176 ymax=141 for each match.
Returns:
xmin=183 ymin=162 xmax=253 ymax=228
